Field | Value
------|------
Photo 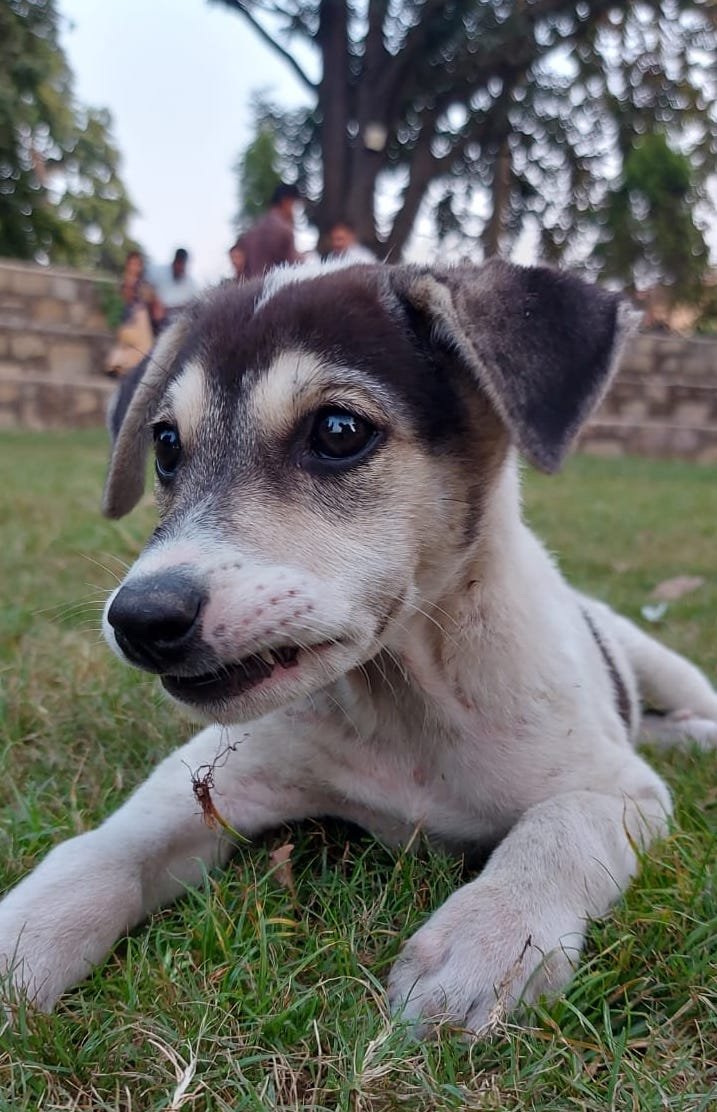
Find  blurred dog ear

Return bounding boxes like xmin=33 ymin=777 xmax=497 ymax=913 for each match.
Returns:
xmin=102 ymin=316 xmax=191 ymax=519
xmin=391 ymin=258 xmax=637 ymax=472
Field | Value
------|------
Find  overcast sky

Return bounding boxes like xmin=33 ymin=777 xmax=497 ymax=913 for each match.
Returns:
xmin=59 ymin=0 xmax=313 ymax=284
xmin=59 ymin=0 xmax=715 ymax=286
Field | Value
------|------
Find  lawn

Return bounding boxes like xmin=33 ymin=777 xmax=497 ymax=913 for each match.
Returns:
xmin=0 ymin=429 xmax=715 ymax=1111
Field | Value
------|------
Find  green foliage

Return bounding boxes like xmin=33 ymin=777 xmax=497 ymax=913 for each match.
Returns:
xmin=0 ymin=0 xmax=137 ymax=272
xmin=215 ymin=0 xmax=717 ymax=275
xmin=596 ymin=133 xmax=709 ymax=303
xmin=235 ymin=110 xmax=281 ymax=226
xmin=95 ymin=280 xmax=124 ymax=330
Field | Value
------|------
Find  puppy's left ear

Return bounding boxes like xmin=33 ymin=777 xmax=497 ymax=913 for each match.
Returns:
xmin=392 ymin=258 xmax=637 ymax=472
xmin=102 ymin=315 xmax=192 ymax=519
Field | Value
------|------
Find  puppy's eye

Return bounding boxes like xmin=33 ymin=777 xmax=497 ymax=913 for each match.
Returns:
xmin=153 ymin=423 xmax=182 ymax=480
xmin=308 ymin=409 xmax=379 ymax=465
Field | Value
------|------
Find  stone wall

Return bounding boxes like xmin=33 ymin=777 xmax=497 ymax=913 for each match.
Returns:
xmin=581 ymin=333 xmax=717 ymax=462
xmin=0 ymin=259 xmax=115 ymax=429
xmin=1 ymin=260 xmax=716 ymax=461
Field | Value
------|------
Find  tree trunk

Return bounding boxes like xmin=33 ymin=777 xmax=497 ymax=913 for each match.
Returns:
xmin=316 ymin=0 xmax=350 ymax=235
xmin=483 ymin=140 xmax=511 ymax=258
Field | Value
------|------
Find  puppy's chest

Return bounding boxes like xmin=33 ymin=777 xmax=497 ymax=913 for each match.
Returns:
xmin=320 ymin=715 xmax=519 ymax=845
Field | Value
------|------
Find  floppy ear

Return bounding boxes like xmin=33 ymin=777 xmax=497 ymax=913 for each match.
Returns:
xmin=102 ymin=316 xmax=192 ymax=519
xmin=392 ymin=257 xmax=637 ymax=472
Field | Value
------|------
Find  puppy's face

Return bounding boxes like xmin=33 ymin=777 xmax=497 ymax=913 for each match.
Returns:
xmin=102 ymin=260 xmax=628 ymax=723
xmin=103 ymin=267 xmax=506 ymax=722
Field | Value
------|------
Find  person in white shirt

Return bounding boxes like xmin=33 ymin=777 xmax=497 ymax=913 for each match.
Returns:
xmin=153 ymin=248 xmax=199 ymax=323
xmin=328 ymin=221 xmax=376 ymax=264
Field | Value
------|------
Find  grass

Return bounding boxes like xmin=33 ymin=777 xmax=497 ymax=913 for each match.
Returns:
xmin=0 ymin=429 xmax=716 ymax=1110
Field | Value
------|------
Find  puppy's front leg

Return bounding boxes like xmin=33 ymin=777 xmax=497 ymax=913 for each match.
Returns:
xmin=0 ymin=723 xmax=317 ymax=1011
xmin=389 ymin=756 xmax=671 ymax=1036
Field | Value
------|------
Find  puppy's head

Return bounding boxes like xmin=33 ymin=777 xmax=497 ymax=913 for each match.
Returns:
xmin=102 ymin=259 xmax=634 ymax=723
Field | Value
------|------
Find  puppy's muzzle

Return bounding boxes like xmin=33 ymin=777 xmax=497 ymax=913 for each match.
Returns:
xmin=107 ymin=567 xmax=206 ymax=672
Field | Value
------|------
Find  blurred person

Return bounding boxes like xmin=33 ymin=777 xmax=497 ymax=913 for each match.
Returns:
xmin=153 ymin=248 xmax=199 ymax=323
xmin=241 ymin=183 xmax=302 ymax=278
xmin=328 ymin=220 xmax=375 ymax=264
xmin=106 ymin=251 xmax=162 ymax=376
xmin=228 ymin=237 xmax=247 ymax=281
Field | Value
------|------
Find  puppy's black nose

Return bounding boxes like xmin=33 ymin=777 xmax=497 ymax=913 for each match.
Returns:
xmin=107 ymin=568 xmax=206 ymax=671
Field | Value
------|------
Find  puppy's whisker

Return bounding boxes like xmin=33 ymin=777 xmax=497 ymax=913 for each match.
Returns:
xmin=78 ymin=552 xmax=125 ymax=585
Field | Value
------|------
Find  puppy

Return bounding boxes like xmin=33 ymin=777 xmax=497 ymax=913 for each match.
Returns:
xmin=2 ymin=258 xmax=716 ymax=1034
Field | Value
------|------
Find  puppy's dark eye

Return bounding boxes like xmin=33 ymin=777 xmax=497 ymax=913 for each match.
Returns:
xmin=309 ymin=409 xmax=379 ymax=465
xmin=153 ymin=423 xmax=182 ymax=480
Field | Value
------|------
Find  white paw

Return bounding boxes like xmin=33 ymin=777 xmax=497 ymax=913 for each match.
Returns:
xmin=0 ymin=835 xmax=141 ymax=1013
xmin=641 ymin=711 xmax=717 ymax=751
xmin=387 ymin=881 xmax=584 ymax=1037
xmin=0 ymin=914 xmax=74 ymax=1013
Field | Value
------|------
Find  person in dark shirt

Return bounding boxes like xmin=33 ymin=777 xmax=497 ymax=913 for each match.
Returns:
xmin=241 ymin=183 xmax=302 ymax=278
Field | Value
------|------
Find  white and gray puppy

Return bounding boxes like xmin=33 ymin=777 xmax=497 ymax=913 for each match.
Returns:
xmin=2 ymin=258 xmax=717 ymax=1034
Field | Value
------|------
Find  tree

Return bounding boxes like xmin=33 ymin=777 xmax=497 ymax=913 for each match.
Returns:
xmin=0 ymin=0 xmax=137 ymax=271
xmin=596 ymin=133 xmax=709 ymax=302
xmin=213 ymin=0 xmax=717 ymax=267
xmin=234 ymin=108 xmax=281 ymax=225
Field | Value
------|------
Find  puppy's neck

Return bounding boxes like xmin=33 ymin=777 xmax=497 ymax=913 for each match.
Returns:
xmin=390 ymin=453 xmax=531 ymax=728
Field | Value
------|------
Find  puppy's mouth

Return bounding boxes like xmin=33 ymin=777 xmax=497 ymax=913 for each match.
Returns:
xmin=161 ymin=643 xmax=327 ymax=705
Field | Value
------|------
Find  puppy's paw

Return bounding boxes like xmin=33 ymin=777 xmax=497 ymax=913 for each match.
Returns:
xmin=0 ymin=835 xmax=141 ymax=1013
xmin=0 ymin=903 xmax=78 ymax=1013
xmin=641 ymin=711 xmax=717 ymax=751
xmin=387 ymin=882 xmax=583 ymax=1037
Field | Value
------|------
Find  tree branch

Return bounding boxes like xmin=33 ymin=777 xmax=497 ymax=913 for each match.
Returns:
xmin=213 ymin=0 xmax=318 ymax=91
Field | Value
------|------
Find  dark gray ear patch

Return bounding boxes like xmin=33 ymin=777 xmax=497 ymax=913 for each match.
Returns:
xmin=102 ymin=316 xmax=193 ymax=519
xmin=395 ymin=259 xmax=636 ymax=472
xmin=106 ymin=359 xmax=150 ymax=446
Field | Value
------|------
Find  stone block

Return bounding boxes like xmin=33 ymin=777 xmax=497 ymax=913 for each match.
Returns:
xmin=0 ymin=409 xmax=19 ymax=430
xmin=67 ymin=302 xmax=90 ymax=327
xmin=11 ymin=333 xmax=47 ymax=361
xmin=73 ymin=388 xmax=102 ymax=417
xmin=675 ymin=401 xmax=710 ymax=424
xmin=652 ymin=338 xmax=686 ymax=358
xmin=0 ymin=360 xmax=21 ymax=379
xmin=32 ymin=297 xmax=67 ymax=325
xmin=51 ymin=276 xmax=78 ymax=301
xmin=48 ymin=341 xmax=92 ymax=378
xmin=634 ymin=426 xmax=670 ymax=454
xmin=620 ymin=399 xmax=648 ymax=420
xmin=0 ymin=381 xmax=20 ymax=403
xmin=581 ymin=438 xmax=624 ymax=459
xmin=671 ymin=427 xmax=700 ymax=454
xmin=682 ymin=354 xmax=716 ymax=376
xmin=0 ymin=296 xmax=26 ymax=315
xmin=11 ymin=269 xmax=48 ymax=297
xmin=85 ymin=310 xmax=111 ymax=332
xmin=621 ymin=352 xmax=653 ymax=374
xmin=644 ymin=378 xmax=668 ymax=405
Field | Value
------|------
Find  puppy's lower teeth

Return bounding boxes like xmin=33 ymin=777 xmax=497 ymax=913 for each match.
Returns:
xmin=259 ymin=649 xmax=275 ymax=666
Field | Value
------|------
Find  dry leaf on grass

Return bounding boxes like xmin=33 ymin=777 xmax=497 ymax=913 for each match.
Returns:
xmin=652 ymin=575 xmax=705 ymax=601
xmin=269 ymin=842 xmax=296 ymax=899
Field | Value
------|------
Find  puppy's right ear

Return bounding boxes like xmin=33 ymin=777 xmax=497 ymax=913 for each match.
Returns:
xmin=102 ymin=317 xmax=190 ymax=519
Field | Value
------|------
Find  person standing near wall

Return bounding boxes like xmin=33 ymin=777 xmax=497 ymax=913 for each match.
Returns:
xmin=152 ymin=248 xmax=199 ymax=325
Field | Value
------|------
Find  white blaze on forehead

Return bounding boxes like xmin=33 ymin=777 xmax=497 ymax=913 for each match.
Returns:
xmin=165 ymin=359 xmax=208 ymax=441
xmin=255 ymin=256 xmax=373 ymax=312
xmin=249 ymin=348 xmax=399 ymax=437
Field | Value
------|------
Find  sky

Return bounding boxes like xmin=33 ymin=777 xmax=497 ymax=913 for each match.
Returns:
xmin=59 ymin=0 xmax=715 ymax=286
xmin=59 ymin=0 xmax=314 ymax=284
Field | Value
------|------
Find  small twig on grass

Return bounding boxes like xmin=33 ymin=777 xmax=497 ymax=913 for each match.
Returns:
xmin=186 ymin=735 xmax=250 ymax=837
